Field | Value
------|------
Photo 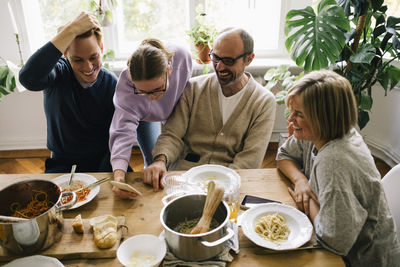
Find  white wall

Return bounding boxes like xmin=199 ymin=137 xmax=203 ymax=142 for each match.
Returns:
xmin=0 ymin=0 xmax=47 ymax=150
xmin=361 ymin=86 xmax=400 ymax=167
xmin=0 ymin=2 xmax=399 ymax=167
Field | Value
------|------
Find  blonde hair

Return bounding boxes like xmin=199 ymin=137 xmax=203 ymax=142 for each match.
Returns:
xmin=286 ymin=69 xmax=357 ymax=141
xmin=128 ymin=38 xmax=174 ymax=81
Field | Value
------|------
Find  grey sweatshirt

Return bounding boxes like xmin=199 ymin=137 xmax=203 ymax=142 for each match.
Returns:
xmin=277 ymin=128 xmax=400 ymax=267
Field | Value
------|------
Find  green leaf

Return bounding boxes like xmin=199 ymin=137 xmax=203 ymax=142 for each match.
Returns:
xmin=105 ymin=10 xmax=113 ymax=22
xmin=265 ymin=80 xmax=278 ymax=91
xmin=275 ymin=91 xmax=287 ymax=105
xmin=285 ymin=0 xmax=350 ymax=71
xmin=281 ymin=76 xmax=296 ymax=91
xmin=0 ymin=66 xmax=9 ymax=82
xmin=264 ymin=65 xmax=290 ymax=81
xmin=89 ymin=1 xmax=97 ymax=10
xmin=375 ymin=14 xmax=385 ymax=26
xmin=359 ymin=92 xmax=373 ymax=111
xmin=350 ymin=44 xmax=375 ymax=63
xmin=371 ymin=0 xmax=384 ymax=11
xmin=378 ymin=65 xmax=400 ymax=93
xmin=284 ymin=107 xmax=291 ymax=121
xmin=386 ymin=16 xmax=400 ymax=28
xmin=202 ymin=64 xmax=210 ymax=74
xmin=337 ymin=0 xmax=351 ymax=16
xmin=6 ymin=71 xmax=15 ymax=91
xmin=0 ymin=86 xmax=10 ymax=95
xmin=102 ymin=49 xmax=115 ymax=61
xmin=373 ymin=25 xmax=386 ymax=39
xmin=358 ymin=109 xmax=370 ymax=130
xmin=379 ymin=5 xmax=388 ymax=13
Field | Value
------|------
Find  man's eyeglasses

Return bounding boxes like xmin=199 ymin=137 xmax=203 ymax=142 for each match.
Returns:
xmin=208 ymin=50 xmax=251 ymax=66
xmin=133 ymin=72 xmax=168 ymax=96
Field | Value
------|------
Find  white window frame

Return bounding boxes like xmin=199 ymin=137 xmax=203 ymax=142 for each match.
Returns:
xmin=14 ymin=0 xmax=312 ymax=62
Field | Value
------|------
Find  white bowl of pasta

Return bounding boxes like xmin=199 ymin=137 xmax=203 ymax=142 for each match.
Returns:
xmin=241 ymin=203 xmax=313 ymax=250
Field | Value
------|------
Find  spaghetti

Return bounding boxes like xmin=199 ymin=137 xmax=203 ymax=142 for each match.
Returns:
xmin=255 ymin=213 xmax=290 ymax=244
xmin=10 ymin=190 xmax=53 ymax=219
xmin=174 ymin=217 xmax=219 ymax=234
xmin=61 ymin=181 xmax=91 ymax=204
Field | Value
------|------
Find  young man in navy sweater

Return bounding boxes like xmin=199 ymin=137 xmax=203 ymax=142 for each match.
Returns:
xmin=19 ymin=12 xmax=117 ymax=173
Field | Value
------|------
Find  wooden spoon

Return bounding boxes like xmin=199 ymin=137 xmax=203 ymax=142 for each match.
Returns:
xmin=190 ymin=185 xmax=225 ymax=234
xmin=203 ymin=181 xmax=215 ymax=214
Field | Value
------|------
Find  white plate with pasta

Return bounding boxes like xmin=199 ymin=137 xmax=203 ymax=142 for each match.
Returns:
xmin=52 ymin=173 xmax=100 ymax=209
xmin=241 ymin=203 xmax=313 ymax=250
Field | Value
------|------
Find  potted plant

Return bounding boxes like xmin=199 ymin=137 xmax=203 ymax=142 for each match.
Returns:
xmin=264 ymin=65 xmax=304 ymax=136
xmin=186 ymin=5 xmax=218 ymax=72
xmin=284 ymin=0 xmax=400 ymax=129
xmin=90 ymin=0 xmax=117 ymax=27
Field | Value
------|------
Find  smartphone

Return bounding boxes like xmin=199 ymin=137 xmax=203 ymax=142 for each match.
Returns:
xmin=240 ymin=195 xmax=281 ymax=210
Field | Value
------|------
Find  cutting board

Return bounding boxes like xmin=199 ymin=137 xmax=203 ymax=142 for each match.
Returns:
xmin=0 ymin=216 xmax=125 ymax=261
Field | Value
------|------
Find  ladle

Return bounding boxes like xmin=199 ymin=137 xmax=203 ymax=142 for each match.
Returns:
xmin=190 ymin=184 xmax=224 ymax=234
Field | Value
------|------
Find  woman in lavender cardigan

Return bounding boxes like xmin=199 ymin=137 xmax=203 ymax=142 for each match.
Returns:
xmin=109 ymin=38 xmax=192 ymax=199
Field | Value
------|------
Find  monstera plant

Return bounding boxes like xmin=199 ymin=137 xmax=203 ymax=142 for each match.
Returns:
xmin=285 ymin=0 xmax=400 ymax=129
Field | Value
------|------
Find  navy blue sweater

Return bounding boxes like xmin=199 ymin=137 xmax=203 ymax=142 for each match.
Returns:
xmin=19 ymin=42 xmax=117 ymax=160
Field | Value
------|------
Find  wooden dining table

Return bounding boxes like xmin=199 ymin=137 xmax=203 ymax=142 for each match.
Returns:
xmin=0 ymin=169 xmax=344 ymax=266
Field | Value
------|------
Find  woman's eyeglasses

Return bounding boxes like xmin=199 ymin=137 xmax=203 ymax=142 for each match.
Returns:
xmin=208 ymin=50 xmax=251 ymax=66
xmin=133 ymin=72 xmax=168 ymax=96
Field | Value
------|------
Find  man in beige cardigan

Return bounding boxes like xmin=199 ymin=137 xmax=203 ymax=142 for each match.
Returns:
xmin=143 ymin=28 xmax=276 ymax=191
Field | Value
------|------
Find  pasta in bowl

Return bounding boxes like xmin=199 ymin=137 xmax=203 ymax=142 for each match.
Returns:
xmin=52 ymin=173 xmax=99 ymax=209
xmin=241 ymin=203 xmax=313 ymax=250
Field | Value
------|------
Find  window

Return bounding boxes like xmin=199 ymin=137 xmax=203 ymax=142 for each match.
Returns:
xmin=114 ymin=0 xmax=189 ymax=57
xmin=17 ymin=0 xmax=400 ymax=61
xmin=206 ymin=0 xmax=284 ymax=55
xmin=20 ymin=0 xmax=313 ymax=60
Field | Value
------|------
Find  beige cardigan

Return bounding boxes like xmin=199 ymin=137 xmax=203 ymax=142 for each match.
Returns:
xmin=153 ymin=72 xmax=276 ymax=170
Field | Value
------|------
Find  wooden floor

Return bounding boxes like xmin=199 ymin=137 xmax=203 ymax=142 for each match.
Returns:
xmin=0 ymin=144 xmax=392 ymax=177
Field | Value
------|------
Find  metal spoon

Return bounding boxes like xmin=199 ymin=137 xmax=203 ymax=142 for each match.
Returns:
xmin=68 ymin=164 xmax=77 ymax=186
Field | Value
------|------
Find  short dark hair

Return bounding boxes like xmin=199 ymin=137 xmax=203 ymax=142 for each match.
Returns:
xmin=76 ymin=27 xmax=102 ymax=46
xmin=217 ymin=28 xmax=254 ymax=54
xmin=286 ymin=69 xmax=357 ymax=141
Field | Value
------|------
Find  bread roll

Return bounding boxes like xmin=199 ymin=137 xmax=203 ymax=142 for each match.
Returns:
xmin=72 ymin=214 xmax=84 ymax=234
xmin=89 ymin=215 xmax=118 ymax=249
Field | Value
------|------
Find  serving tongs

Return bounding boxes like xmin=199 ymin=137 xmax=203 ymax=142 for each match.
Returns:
xmin=73 ymin=177 xmax=110 ymax=193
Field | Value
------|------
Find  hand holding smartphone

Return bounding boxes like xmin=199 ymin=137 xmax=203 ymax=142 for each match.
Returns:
xmin=110 ymin=181 xmax=142 ymax=195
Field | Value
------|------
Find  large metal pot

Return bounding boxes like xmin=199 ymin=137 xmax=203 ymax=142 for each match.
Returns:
xmin=160 ymin=194 xmax=234 ymax=261
xmin=0 ymin=179 xmax=75 ymax=254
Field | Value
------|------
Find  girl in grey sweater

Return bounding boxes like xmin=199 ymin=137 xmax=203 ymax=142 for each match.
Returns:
xmin=277 ymin=70 xmax=400 ymax=267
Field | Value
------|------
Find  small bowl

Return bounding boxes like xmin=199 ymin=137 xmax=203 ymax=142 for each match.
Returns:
xmin=117 ymin=234 xmax=167 ymax=267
